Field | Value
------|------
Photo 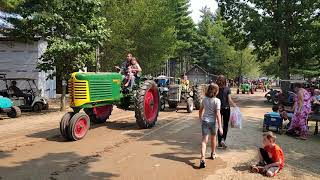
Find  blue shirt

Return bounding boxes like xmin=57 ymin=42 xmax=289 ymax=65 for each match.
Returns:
xmin=267 ymin=112 xmax=281 ymax=118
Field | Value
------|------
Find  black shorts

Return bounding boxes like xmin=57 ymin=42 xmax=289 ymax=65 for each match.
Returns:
xmin=259 ymin=148 xmax=273 ymax=164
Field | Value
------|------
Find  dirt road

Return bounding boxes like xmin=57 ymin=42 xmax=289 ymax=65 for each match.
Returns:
xmin=0 ymin=92 xmax=319 ymax=180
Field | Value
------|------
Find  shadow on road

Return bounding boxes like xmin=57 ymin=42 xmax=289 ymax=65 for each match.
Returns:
xmin=25 ymin=120 xmax=134 ymax=142
xmin=151 ymin=152 xmax=199 ymax=169
xmin=0 ymin=152 xmax=119 ymax=180
xmin=105 ymin=120 xmax=139 ymax=131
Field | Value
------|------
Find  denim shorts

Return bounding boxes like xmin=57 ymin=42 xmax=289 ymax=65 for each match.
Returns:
xmin=202 ymin=121 xmax=216 ymax=136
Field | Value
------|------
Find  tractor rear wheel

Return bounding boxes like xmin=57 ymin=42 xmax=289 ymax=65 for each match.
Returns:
xmin=193 ymin=86 xmax=202 ymax=110
xmin=168 ymin=101 xmax=178 ymax=109
xmin=135 ymin=80 xmax=159 ymax=129
xmin=7 ymin=106 xmax=21 ymax=118
xmin=60 ymin=112 xmax=73 ymax=140
xmin=68 ymin=112 xmax=90 ymax=141
xmin=84 ymin=105 xmax=113 ymax=124
xmin=187 ymin=98 xmax=194 ymax=113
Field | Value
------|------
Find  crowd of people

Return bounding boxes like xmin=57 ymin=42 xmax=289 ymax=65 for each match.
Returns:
xmin=198 ymin=75 xmax=285 ymax=177
xmin=115 ymin=53 xmax=320 ymax=177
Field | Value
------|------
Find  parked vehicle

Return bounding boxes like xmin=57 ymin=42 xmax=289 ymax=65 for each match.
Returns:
xmin=0 ymin=77 xmax=49 ymax=112
xmin=265 ymin=89 xmax=280 ymax=104
xmin=275 ymin=80 xmax=306 ymax=107
xmin=0 ymin=95 xmax=21 ymax=118
xmin=60 ymin=72 xmax=160 ymax=141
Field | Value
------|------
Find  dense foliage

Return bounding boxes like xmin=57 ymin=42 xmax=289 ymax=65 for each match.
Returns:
xmin=194 ymin=8 xmax=260 ymax=78
xmin=3 ymin=0 xmax=109 ymax=79
xmin=5 ymin=0 xmax=319 ymax=81
xmin=219 ymin=0 xmax=320 ymax=78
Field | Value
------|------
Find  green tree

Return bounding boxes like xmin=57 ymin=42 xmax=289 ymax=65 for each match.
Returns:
xmin=102 ymin=0 xmax=176 ymax=74
xmin=0 ymin=0 xmax=22 ymax=10
xmin=195 ymin=8 xmax=260 ymax=79
xmin=219 ymin=0 xmax=320 ymax=79
xmin=4 ymin=0 xmax=109 ymax=110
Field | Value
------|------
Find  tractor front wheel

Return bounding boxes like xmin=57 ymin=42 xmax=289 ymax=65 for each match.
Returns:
xmin=135 ymin=80 xmax=159 ymax=129
xmin=7 ymin=106 xmax=21 ymax=118
xmin=187 ymin=98 xmax=194 ymax=113
xmin=193 ymin=86 xmax=202 ymax=110
xmin=60 ymin=112 xmax=73 ymax=140
xmin=68 ymin=112 xmax=90 ymax=141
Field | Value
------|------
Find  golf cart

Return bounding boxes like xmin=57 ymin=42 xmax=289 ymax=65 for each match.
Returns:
xmin=0 ymin=95 xmax=21 ymax=118
xmin=0 ymin=77 xmax=49 ymax=112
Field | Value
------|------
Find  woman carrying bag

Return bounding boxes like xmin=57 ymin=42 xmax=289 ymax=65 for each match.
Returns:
xmin=216 ymin=75 xmax=237 ymax=149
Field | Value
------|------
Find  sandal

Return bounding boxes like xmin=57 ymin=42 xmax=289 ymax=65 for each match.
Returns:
xmin=251 ymin=165 xmax=264 ymax=173
xmin=297 ymin=136 xmax=307 ymax=140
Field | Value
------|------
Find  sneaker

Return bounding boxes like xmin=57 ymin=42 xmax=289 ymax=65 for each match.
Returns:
xmin=209 ymin=153 xmax=216 ymax=160
xmin=221 ymin=140 xmax=227 ymax=149
xmin=199 ymin=160 xmax=206 ymax=169
xmin=217 ymin=143 xmax=223 ymax=149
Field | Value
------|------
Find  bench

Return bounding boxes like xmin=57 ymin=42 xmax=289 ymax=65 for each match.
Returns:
xmin=308 ymin=113 xmax=320 ymax=135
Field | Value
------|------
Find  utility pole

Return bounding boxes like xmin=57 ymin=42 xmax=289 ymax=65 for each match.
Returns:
xmin=96 ymin=46 xmax=100 ymax=72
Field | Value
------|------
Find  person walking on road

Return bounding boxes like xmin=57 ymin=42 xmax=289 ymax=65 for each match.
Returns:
xmin=198 ymin=84 xmax=223 ymax=168
xmin=216 ymin=75 xmax=237 ymax=149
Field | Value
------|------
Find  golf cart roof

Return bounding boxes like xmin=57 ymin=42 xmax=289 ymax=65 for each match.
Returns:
xmin=280 ymin=80 xmax=307 ymax=83
xmin=155 ymin=76 xmax=174 ymax=80
xmin=1 ymin=78 xmax=36 ymax=81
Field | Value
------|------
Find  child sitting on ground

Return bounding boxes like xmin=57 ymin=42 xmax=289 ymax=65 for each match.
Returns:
xmin=251 ymin=132 xmax=285 ymax=177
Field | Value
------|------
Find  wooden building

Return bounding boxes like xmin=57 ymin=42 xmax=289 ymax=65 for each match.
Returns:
xmin=185 ymin=65 xmax=217 ymax=85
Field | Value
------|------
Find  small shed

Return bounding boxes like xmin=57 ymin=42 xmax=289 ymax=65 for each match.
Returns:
xmin=185 ymin=65 xmax=217 ymax=85
xmin=0 ymin=11 xmax=56 ymax=98
xmin=0 ymin=38 xmax=56 ymax=99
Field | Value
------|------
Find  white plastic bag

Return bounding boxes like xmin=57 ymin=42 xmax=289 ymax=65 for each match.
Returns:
xmin=230 ymin=107 xmax=243 ymax=129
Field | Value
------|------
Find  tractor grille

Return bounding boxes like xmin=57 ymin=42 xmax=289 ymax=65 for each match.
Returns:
xmin=69 ymin=80 xmax=88 ymax=100
xmin=89 ymin=80 xmax=112 ymax=101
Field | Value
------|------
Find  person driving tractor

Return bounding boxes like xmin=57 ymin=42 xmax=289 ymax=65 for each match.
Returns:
xmin=115 ymin=53 xmax=133 ymax=75
xmin=181 ymin=74 xmax=190 ymax=92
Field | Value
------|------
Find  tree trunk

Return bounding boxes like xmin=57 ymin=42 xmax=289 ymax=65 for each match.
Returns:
xmin=60 ymin=79 xmax=67 ymax=111
xmin=279 ymin=40 xmax=290 ymax=93
xmin=280 ymin=40 xmax=290 ymax=79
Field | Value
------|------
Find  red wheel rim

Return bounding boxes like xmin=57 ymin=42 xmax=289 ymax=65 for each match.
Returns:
xmin=144 ymin=86 xmax=159 ymax=123
xmin=74 ymin=117 xmax=88 ymax=138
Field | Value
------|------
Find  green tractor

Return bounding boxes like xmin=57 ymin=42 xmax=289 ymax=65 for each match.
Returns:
xmin=237 ymin=83 xmax=254 ymax=94
xmin=60 ymin=72 xmax=160 ymax=141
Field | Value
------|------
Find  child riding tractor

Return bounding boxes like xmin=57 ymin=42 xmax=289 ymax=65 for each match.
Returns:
xmin=60 ymin=72 xmax=160 ymax=141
